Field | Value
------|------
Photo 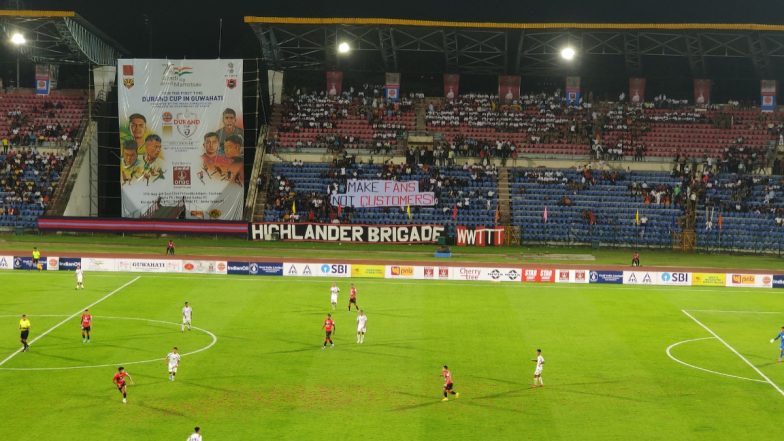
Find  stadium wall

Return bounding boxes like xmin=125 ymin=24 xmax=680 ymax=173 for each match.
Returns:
xmin=0 ymin=255 xmax=780 ymax=289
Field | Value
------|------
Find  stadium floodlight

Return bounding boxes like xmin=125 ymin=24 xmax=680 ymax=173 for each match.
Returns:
xmin=337 ymin=42 xmax=351 ymax=54
xmin=10 ymin=32 xmax=26 ymax=89
xmin=560 ymin=46 xmax=576 ymax=61
xmin=10 ymin=32 xmax=26 ymax=45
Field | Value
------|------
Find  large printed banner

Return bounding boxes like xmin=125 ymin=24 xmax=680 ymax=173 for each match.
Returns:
xmin=182 ymin=260 xmax=228 ymax=275
xmin=623 ymin=271 xmax=691 ymax=286
xmin=326 ymin=71 xmax=343 ymax=96
xmin=629 ymin=77 xmax=646 ymax=104
xmin=283 ymin=262 xmax=351 ymax=278
xmin=565 ymin=76 xmax=581 ymax=105
xmin=555 ymin=269 xmax=589 ymax=284
xmin=0 ymin=255 xmax=12 ymax=270
xmin=250 ymin=223 xmax=444 ymax=244
xmin=444 ymin=74 xmax=460 ymax=99
xmin=456 ymin=226 xmax=505 ymax=247
xmin=694 ymin=79 xmax=711 ymax=106
xmin=498 ymin=75 xmax=521 ymax=101
xmin=761 ymin=80 xmax=777 ymax=113
xmin=692 ymin=272 xmax=725 ymax=287
xmin=329 ymin=180 xmax=436 ymax=208
xmin=725 ymin=273 xmax=773 ymax=288
xmin=118 ymin=59 xmax=244 ymax=220
xmin=522 ymin=268 xmax=556 ymax=283
xmin=117 ymin=258 xmax=182 ymax=273
xmin=385 ymin=72 xmax=400 ymax=101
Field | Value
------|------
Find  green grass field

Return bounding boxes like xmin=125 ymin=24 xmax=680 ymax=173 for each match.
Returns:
xmin=1 ymin=271 xmax=783 ymax=440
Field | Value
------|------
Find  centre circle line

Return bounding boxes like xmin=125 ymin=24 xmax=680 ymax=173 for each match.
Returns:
xmin=665 ymin=337 xmax=766 ymax=383
xmin=0 ymin=315 xmax=217 ymax=371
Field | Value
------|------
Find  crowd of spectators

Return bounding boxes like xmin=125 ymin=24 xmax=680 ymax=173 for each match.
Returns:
xmin=270 ymin=87 xmax=415 ymax=153
xmin=264 ymin=156 xmax=499 ymax=223
xmin=1 ymin=100 xmax=80 ymax=150
xmin=0 ymin=147 xmax=71 ymax=220
xmin=426 ymin=92 xmax=594 ymax=145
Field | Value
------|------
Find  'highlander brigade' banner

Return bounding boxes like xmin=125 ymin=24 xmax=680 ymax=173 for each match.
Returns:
xmin=330 ymin=180 xmax=435 ymax=208
xmin=118 ymin=59 xmax=244 ymax=220
xmin=250 ymin=222 xmax=444 ymax=243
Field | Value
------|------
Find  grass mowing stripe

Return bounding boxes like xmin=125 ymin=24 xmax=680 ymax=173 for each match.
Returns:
xmin=681 ymin=309 xmax=784 ymax=397
xmin=0 ymin=276 xmax=141 ymax=367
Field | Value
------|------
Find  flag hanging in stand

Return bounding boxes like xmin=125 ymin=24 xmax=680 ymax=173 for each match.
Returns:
xmin=543 ymin=206 xmax=548 ymax=223
xmin=452 ymin=204 xmax=458 ymax=221
xmin=406 ymin=203 xmax=412 ymax=220
xmin=635 ymin=209 xmax=640 ymax=226
xmin=292 ymin=201 xmax=296 ymax=215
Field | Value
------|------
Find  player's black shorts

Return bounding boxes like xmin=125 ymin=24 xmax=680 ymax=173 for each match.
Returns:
xmin=325 ymin=331 xmax=332 ymax=338
xmin=349 ymin=298 xmax=357 ymax=304
xmin=20 ymin=330 xmax=29 ymax=339
xmin=32 ymin=258 xmax=39 ymax=264
xmin=117 ymin=383 xmax=125 ymax=391
xmin=444 ymin=383 xmax=453 ymax=390
xmin=82 ymin=326 xmax=91 ymax=332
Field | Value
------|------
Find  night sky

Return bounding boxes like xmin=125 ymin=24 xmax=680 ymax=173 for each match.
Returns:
xmin=12 ymin=0 xmax=784 ymax=59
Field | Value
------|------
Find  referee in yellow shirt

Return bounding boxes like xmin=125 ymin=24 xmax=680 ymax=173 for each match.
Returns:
xmin=19 ymin=314 xmax=30 ymax=352
xmin=31 ymin=247 xmax=41 ymax=271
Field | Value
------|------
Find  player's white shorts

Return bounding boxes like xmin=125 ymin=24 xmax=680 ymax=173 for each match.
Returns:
xmin=330 ymin=295 xmax=338 ymax=304
xmin=168 ymin=365 xmax=178 ymax=373
xmin=357 ymin=326 xmax=366 ymax=333
xmin=182 ymin=317 xmax=191 ymax=325
xmin=76 ymin=275 xmax=83 ymax=283
xmin=534 ymin=367 xmax=543 ymax=376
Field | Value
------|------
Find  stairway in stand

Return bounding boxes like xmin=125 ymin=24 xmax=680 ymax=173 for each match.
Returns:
xmin=252 ymin=161 xmax=273 ymax=223
xmin=497 ymin=166 xmax=511 ymax=225
xmin=414 ymin=101 xmax=427 ymax=131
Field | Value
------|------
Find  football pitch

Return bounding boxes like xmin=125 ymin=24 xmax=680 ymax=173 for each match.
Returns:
xmin=1 ymin=271 xmax=783 ymax=440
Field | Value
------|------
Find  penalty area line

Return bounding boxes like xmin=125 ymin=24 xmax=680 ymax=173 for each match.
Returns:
xmin=0 ymin=276 xmax=141 ymax=367
xmin=681 ymin=309 xmax=784 ymax=397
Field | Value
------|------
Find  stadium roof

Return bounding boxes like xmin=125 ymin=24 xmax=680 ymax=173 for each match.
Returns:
xmin=245 ymin=17 xmax=784 ymax=77
xmin=0 ymin=9 xmax=127 ymax=65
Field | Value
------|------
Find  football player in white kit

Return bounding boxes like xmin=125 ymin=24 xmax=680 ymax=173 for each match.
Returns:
xmin=75 ymin=264 xmax=84 ymax=290
xmin=329 ymin=282 xmax=340 ymax=310
xmin=166 ymin=346 xmax=181 ymax=381
xmin=532 ymin=349 xmax=545 ymax=387
xmin=182 ymin=301 xmax=192 ymax=332
xmin=356 ymin=310 xmax=368 ymax=344
xmin=187 ymin=427 xmax=202 ymax=441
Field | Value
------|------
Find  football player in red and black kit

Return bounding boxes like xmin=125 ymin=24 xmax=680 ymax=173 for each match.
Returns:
xmin=348 ymin=283 xmax=359 ymax=311
xmin=112 ymin=366 xmax=134 ymax=403
xmin=80 ymin=309 xmax=92 ymax=343
xmin=441 ymin=365 xmax=460 ymax=401
xmin=322 ymin=314 xmax=335 ymax=349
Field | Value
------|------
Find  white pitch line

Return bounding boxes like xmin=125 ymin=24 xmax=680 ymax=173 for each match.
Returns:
xmin=681 ymin=309 xmax=784 ymax=397
xmin=665 ymin=337 xmax=766 ymax=383
xmin=0 ymin=276 xmax=141 ymax=367
xmin=0 ymin=315 xmax=218 ymax=371
xmin=687 ymin=309 xmax=782 ymax=314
